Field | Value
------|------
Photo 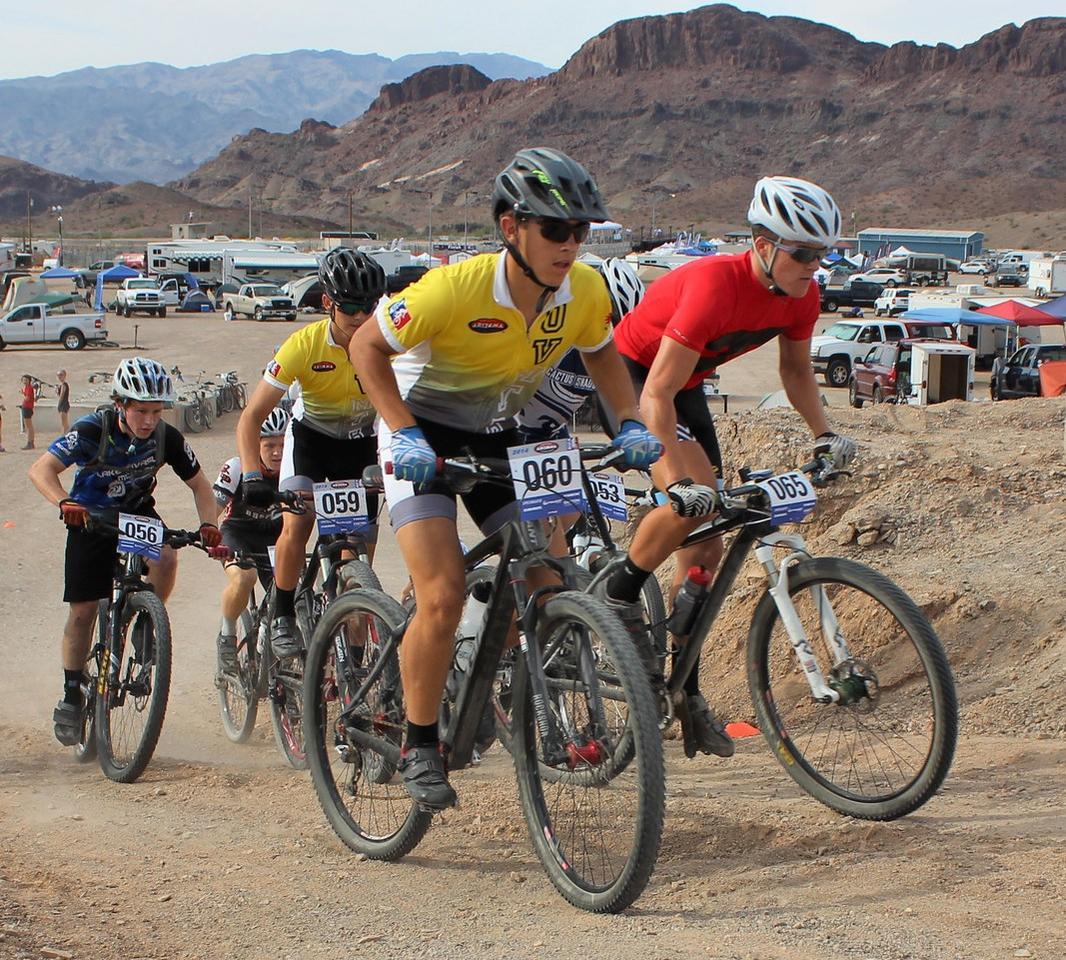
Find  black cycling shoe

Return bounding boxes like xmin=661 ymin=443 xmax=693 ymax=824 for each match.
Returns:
xmin=398 ymin=744 xmax=457 ymax=812
xmin=269 ymin=616 xmax=302 ymax=659
xmin=53 ymin=700 xmax=84 ymax=747
xmin=216 ymin=633 xmax=238 ymax=676
xmin=677 ymin=693 xmax=735 ymax=758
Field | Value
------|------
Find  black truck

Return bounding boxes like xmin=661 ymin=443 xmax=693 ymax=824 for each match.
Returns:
xmin=820 ymin=280 xmax=885 ymax=313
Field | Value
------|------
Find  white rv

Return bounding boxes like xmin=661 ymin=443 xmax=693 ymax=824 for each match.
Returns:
xmin=145 ymin=239 xmax=301 ymax=285
xmin=221 ymin=249 xmax=319 ymax=286
xmin=1027 ymin=257 xmax=1066 ymax=298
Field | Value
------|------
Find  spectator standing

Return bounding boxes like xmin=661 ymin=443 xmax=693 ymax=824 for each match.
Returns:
xmin=20 ymin=374 xmax=36 ymax=450
xmin=56 ymin=369 xmax=71 ymax=433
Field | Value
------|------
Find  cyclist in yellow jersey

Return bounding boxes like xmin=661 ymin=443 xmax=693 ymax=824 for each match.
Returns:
xmin=349 ymin=148 xmax=664 ymax=810
xmin=236 ymin=249 xmax=386 ymax=657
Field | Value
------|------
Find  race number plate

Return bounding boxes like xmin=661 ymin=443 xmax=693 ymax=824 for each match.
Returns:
xmin=508 ymin=438 xmax=586 ymax=521
xmin=313 ymin=480 xmax=370 ymax=535
xmin=756 ymin=471 xmax=817 ymax=525
xmin=117 ymin=513 xmax=164 ymax=560
xmin=588 ymin=471 xmax=627 ymax=522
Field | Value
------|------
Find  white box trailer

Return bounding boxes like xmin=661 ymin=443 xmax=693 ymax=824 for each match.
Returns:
xmin=907 ymin=341 xmax=976 ymax=405
xmin=1028 ymin=257 xmax=1066 ymax=297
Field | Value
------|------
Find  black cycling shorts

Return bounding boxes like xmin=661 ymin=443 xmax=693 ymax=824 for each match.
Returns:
xmin=63 ymin=507 xmax=161 ymax=604
xmin=281 ymin=417 xmax=379 ymax=523
xmin=221 ymin=522 xmax=279 ymax=590
xmin=620 ymin=355 xmax=724 ymax=478
xmin=383 ymin=419 xmax=521 ymax=534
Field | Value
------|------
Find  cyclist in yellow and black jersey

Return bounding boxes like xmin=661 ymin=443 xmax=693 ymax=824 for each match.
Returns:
xmin=236 ymin=249 xmax=386 ymax=658
xmin=350 ymin=148 xmax=665 ymax=810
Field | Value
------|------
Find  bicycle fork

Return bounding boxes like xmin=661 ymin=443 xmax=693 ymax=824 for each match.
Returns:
xmin=755 ymin=534 xmax=851 ymax=704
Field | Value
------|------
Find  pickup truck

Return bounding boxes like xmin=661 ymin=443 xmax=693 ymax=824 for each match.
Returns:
xmin=222 ymin=284 xmax=296 ymax=322
xmin=820 ymin=280 xmax=885 ymax=313
xmin=116 ymin=278 xmax=167 ymax=317
xmin=0 ymin=302 xmax=107 ymax=350
xmin=809 ymin=317 xmax=908 ymax=387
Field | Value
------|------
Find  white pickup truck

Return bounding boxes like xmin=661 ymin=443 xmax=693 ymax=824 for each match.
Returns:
xmin=0 ymin=302 xmax=108 ymax=350
xmin=810 ymin=318 xmax=908 ymax=387
xmin=116 ymin=278 xmax=167 ymax=317
xmin=223 ymin=283 xmax=296 ymax=322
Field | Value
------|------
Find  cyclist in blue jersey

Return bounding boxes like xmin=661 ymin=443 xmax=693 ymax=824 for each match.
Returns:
xmin=28 ymin=357 xmax=221 ymax=747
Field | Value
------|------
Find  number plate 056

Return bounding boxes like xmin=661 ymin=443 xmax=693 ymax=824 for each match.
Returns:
xmin=508 ymin=438 xmax=586 ymax=521
xmin=117 ymin=513 xmax=164 ymax=560
xmin=313 ymin=480 xmax=370 ymax=534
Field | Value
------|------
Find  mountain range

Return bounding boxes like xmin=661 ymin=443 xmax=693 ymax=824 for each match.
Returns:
xmin=0 ymin=50 xmax=550 ymax=183
xmin=2 ymin=5 xmax=1064 ymax=246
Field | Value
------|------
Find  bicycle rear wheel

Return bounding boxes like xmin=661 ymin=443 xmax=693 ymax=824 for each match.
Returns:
xmin=182 ymin=402 xmax=203 ymax=433
xmin=511 ymin=591 xmax=665 ymax=913
xmin=268 ymin=621 xmax=309 ymax=769
xmin=305 ymin=589 xmax=431 ymax=860
xmin=96 ymin=592 xmax=172 ymax=784
xmin=748 ymin=557 xmax=958 ymax=821
xmin=217 ymin=607 xmax=259 ymax=743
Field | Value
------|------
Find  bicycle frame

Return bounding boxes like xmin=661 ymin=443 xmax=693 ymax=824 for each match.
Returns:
xmin=98 ymin=550 xmax=155 ymax=703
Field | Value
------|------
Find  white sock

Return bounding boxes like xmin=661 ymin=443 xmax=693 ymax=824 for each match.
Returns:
xmin=220 ymin=616 xmax=236 ymax=636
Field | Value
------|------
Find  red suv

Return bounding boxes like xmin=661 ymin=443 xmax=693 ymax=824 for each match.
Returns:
xmin=849 ymin=339 xmax=919 ymax=406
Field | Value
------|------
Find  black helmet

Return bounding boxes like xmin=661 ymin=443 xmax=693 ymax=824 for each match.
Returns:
xmin=318 ymin=247 xmax=386 ymax=305
xmin=492 ymin=148 xmax=610 ymax=223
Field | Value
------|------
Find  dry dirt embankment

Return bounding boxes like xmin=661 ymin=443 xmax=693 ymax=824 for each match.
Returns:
xmin=0 ymin=371 xmax=1063 ymax=960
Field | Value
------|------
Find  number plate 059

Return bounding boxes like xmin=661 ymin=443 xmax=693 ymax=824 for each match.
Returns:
xmin=508 ymin=438 xmax=586 ymax=521
xmin=313 ymin=480 xmax=370 ymax=534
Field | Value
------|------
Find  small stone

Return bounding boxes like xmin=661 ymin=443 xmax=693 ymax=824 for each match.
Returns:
xmin=1014 ymin=950 xmax=1032 ymax=958
xmin=157 ymin=894 xmax=172 ymax=903
xmin=69 ymin=814 xmax=84 ymax=822
xmin=42 ymin=949 xmax=74 ymax=959
xmin=357 ymin=935 xmax=383 ymax=945
xmin=154 ymin=788 xmax=167 ymax=797
xmin=508 ymin=872 xmax=526 ymax=883
xmin=857 ymin=530 xmax=879 ymax=547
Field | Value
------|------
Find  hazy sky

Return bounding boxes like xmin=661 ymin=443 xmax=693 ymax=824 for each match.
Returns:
xmin=8 ymin=0 xmax=1061 ymax=80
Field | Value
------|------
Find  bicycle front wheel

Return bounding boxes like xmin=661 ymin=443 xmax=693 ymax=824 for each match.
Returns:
xmin=74 ymin=603 xmax=106 ymax=763
xmin=748 ymin=557 xmax=958 ymax=821
xmin=96 ymin=591 xmax=173 ymax=784
xmin=511 ymin=591 xmax=665 ymax=914
xmin=217 ymin=607 xmax=259 ymax=743
xmin=268 ymin=625 xmax=309 ymax=770
xmin=305 ymin=589 xmax=431 ymax=860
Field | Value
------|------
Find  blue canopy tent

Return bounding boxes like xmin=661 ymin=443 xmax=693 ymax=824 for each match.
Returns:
xmin=94 ymin=264 xmax=140 ymax=310
xmin=1037 ymin=293 xmax=1066 ymax=320
xmin=900 ymin=306 xmax=997 ymax=325
xmin=40 ymin=266 xmax=80 ymax=279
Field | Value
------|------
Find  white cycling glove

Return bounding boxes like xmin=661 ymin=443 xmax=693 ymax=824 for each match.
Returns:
xmin=814 ymin=432 xmax=856 ymax=469
xmin=666 ymin=479 xmax=720 ymax=519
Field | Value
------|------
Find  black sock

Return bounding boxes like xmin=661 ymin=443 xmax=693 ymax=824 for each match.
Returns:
xmin=63 ymin=669 xmax=84 ymax=706
xmin=606 ymin=556 xmax=652 ymax=605
xmin=671 ymin=647 xmax=702 ymax=696
xmin=405 ymin=721 xmax=438 ymax=750
xmin=274 ymin=588 xmax=296 ymax=619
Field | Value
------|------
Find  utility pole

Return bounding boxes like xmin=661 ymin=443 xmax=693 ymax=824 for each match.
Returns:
xmin=51 ymin=205 xmax=64 ymax=265
xmin=347 ymin=190 xmax=354 ymax=243
xmin=26 ymin=193 xmax=33 ymax=255
xmin=247 ymin=189 xmax=253 ymax=239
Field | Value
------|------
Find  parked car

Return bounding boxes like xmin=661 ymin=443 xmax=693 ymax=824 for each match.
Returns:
xmin=809 ymin=318 xmax=908 ymax=387
xmin=820 ymin=280 xmax=884 ymax=313
xmin=958 ymin=261 xmax=992 ymax=275
xmin=991 ymin=344 xmax=1066 ymax=400
xmin=849 ymin=341 xmax=916 ymax=406
xmin=874 ymin=288 xmax=915 ymax=317
xmin=77 ymin=260 xmax=119 ymax=286
xmin=847 ymin=268 xmax=907 ymax=287
xmin=990 ymin=270 xmax=1025 ymax=288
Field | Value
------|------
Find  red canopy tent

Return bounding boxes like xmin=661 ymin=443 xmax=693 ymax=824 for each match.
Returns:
xmin=976 ymin=300 xmax=1061 ymax=326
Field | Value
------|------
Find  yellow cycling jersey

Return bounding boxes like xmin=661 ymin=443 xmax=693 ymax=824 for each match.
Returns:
xmin=377 ymin=252 xmax=613 ymax=432
xmin=264 ymin=318 xmax=376 ymax=439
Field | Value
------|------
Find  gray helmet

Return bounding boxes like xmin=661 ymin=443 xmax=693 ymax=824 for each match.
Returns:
xmin=492 ymin=148 xmax=610 ymax=223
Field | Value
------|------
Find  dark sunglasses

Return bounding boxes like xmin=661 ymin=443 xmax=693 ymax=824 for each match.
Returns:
xmin=772 ymin=241 xmax=829 ymax=264
xmin=523 ymin=217 xmax=591 ymax=245
xmin=333 ymin=298 xmax=377 ymax=316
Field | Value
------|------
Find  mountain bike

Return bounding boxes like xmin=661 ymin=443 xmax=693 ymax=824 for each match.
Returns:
xmin=586 ymin=455 xmax=959 ymax=821
xmin=69 ymin=513 xmax=218 ymax=783
xmin=170 ymin=366 xmax=214 ymax=434
xmin=217 ymin=490 xmax=381 ymax=769
xmin=304 ymin=448 xmax=665 ymax=914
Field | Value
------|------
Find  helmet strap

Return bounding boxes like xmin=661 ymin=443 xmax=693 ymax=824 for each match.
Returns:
xmin=501 ymin=238 xmax=560 ymax=313
xmin=751 ymin=235 xmax=788 ymax=297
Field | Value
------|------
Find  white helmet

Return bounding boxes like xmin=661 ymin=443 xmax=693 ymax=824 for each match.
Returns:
xmin=748 ymin=176 xmax=842 ymax=247
xmin=596 ymin=258 xmax=645 ymax=323
xmin=112 ymin=357 xmax=175 ymax=403
xmin=260 ymin=406 xmax=289 ymax=437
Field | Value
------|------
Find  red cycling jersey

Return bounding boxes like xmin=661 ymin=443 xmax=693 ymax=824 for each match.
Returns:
xmin=613 ymin=251 xmax=819 ymax=390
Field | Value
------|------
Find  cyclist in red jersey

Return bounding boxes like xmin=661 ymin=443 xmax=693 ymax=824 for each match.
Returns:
xmin=604 ymin=176 xmax=858 ymax=760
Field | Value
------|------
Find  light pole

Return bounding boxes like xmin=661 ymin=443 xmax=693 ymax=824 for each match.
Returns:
xmin=51 ymin=205 xmax=63 ymax=265
xmin=650 ymin=191 xmax=675 ymax=238
xmin=408 ymin=186 xmax=434 ymax=259
xmin=462 ymin=190 xmax=480 ymax=250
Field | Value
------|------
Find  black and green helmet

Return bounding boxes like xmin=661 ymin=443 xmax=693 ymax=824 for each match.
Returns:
xmin=492 ymin=148 xmax=610 ymax=223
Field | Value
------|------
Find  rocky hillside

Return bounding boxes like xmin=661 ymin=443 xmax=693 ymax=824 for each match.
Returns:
xmin=172 ymin=6 xmax=1066 ymax=245
xmin=0 ymin=156 xmax=107 ymax=219
xmin=0 ymin=49 xmax=550 ymax=184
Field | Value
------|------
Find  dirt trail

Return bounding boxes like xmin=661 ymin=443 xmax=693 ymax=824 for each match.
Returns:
xmin=1 ymin=313 xmax=1064 ymax=959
